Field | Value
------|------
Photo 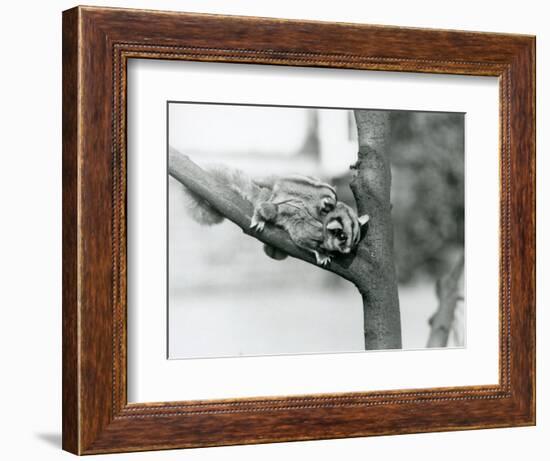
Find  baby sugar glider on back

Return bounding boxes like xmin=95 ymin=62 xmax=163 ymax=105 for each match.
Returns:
xmin=249 ymin=174 xmax=337 ymax=232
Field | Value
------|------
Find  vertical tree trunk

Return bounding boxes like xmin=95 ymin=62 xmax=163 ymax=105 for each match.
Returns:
xmin=352 ymin=110 xmax=402 ymax=350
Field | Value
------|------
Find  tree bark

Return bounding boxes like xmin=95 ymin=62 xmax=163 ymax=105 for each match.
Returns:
xmin=169 ymin=109 xmax=402 ymax=350
xmin=352 ymin=110 xmax=402 ymax=349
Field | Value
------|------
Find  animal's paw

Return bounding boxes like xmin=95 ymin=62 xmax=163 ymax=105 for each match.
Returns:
xmin=319 ymin=255 xmax=332 ymax=267
xmin=249 ymin=216 xmax=265 ymax=232
xmin=313 ymin=251 xmax=332 ymax=267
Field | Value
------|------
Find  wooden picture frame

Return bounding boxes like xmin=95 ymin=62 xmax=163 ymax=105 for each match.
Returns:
xmin=62 ymin=5 xmax=535 ymax=455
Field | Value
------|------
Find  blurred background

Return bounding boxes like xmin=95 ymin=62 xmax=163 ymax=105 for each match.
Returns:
xmin=168 ymin=103 xmax=464 ymax=359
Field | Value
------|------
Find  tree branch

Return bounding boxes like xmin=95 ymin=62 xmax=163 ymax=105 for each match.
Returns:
xmin=168 ymin=148 xmax=357 ymax=282
xmin=427 ymin=252 xmax=464 ymax=348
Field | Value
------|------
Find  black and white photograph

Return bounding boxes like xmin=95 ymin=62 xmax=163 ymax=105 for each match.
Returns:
xmin=168 ymin=103 xmax=465 ymax=359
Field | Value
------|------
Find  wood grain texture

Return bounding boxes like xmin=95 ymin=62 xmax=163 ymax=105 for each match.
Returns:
xmin=62 ymin=5 xmax=536 ymax=455
xmin=62 ymin=7 xmax=79 ymax=454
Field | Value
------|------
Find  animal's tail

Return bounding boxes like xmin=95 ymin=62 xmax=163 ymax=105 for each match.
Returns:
xmin=175 ymin=158 xmax=266 ymax=225
xmin=180 ymin=186 xmax=225 ymax=225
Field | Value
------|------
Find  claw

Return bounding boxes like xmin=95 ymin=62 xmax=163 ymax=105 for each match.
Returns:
xmin=322 ymin=256 xmax=332 ymax=267
xmin=249 ymin=217 xmax=265 ymax=232
xmin=313 ymin=251 xmax=331 ymax=267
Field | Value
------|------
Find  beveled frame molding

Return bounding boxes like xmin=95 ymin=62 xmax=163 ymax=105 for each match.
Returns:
xmin=62 ymin=5 xmax=535 ymax=455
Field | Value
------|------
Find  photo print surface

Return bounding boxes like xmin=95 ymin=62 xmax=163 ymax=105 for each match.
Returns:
xmin=168 ymin=102 xmax=464 ymax=359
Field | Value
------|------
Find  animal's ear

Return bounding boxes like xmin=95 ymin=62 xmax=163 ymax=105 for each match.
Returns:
xmin=358 ymin=214 xmax=370 ymax=226
xmin=326 ymin=219 xmax=343 ymax=230
xmin=321 ymin=197 xmax=336 ymax=212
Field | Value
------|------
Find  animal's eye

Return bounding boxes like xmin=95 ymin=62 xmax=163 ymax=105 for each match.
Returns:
xmin=337 ymin=231 xmax=347 ymax=241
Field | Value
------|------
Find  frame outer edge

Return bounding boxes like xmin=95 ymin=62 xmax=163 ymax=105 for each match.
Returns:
xmin=62 ymin=6 xmax=81 ymax=455
xmin=63 ymin=6 xmax=536 ymax=454
xmin=498 ymin=37 xmax=536 ymax=425
xmin=531 ymin=36 xmax=537 ymax=425
xmin=522 ymin=37 xmax=536 ymax=425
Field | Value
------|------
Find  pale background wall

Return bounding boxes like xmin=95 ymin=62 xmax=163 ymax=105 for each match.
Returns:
xmin=0 ymin=0 xmax=545 ymax=460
